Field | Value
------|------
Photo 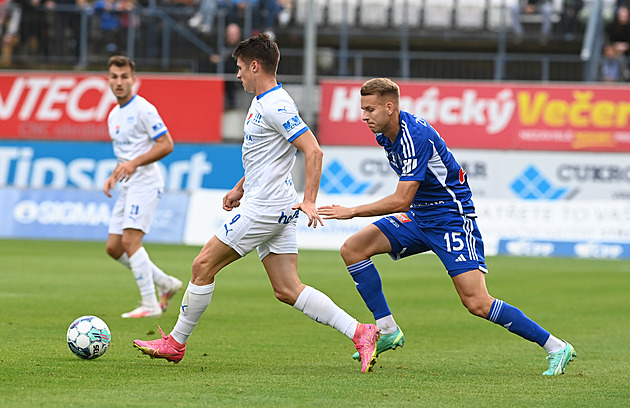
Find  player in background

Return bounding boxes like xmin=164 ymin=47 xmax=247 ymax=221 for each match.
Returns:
xmin=318 ymin=77 xmax=577 ymax=376
xmin=133 ymin=34 xmax=380 ymax=373
xmin=104 ymin=55 xmax=183 ymax=319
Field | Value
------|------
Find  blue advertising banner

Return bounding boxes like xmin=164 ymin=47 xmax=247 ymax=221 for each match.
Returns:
xmin=0 ymin=141 xmax=244 ymax=191
xmin=0 ymin=189 xmax=189 ymax=243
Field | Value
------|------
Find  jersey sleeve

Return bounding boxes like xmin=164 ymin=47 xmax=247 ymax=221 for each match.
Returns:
xmin=139 ymin=102 xmax=169 ymax=140
xmin=266 ymin=99 xmax=309 ymax=143
xmin=399 ymin=122 xmax=432 ymax=183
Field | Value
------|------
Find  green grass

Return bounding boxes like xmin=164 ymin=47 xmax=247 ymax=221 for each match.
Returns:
xmin=1 ymin=239 xmax=629 ymax=407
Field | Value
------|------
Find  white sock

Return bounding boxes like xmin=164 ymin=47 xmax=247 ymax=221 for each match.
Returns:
xmin=293 ymin=286 xmax=358 ymax=339
xmin=128 ymin=247 xmax=159 ymax=309
xmin=376 ymin=315 xmax=398 ymax=335
xmin=117 ymin=252 xmax=170 ymax=288
xmin=171 ymin=282 xmax=215 ymax=344
xmin=149 ymin=262 xmax=171 ymax=288
xmin=543 ymin=334 xmax=566 ymax=353
xmin=116 ymin=253 xmax=131 ymax=268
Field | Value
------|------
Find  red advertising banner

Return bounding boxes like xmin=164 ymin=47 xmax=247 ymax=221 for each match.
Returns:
xmin=0 ymin=72 xmax=224 ymax=143
xmin=318 ymin=79 xmax=630 ymax=152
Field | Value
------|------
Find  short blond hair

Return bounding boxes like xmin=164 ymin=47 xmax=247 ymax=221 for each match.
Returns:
xmin=360 ymin=78 xmax=400 ymax=100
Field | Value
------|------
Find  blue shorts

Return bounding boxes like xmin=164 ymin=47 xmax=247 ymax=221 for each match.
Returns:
xmin=373 ymin=211 xmax=488 ymax=277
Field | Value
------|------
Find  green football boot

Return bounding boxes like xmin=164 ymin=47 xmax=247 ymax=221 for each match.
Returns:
xmin=353 ymin=327 xmax=405 ymax=360
xmin=542 ymin=341 xmax=577 ymax=376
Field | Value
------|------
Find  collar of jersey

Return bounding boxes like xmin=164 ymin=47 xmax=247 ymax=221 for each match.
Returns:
xmin=257 ymin=83 xmax=282 ymax=100
xmin=121 ymin=94 xmax=137 ymax=109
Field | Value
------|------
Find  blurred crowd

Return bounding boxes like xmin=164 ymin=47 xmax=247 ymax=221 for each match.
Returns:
xmin=0 ymin=0 xmax=140 ymax=66
xmin=1 ymin=0 xmax=629 ymax=84
xmin=0 ymin=0 xmax=291 ymax=67
xmin=600 ymin=1 xmax=630 ymax=81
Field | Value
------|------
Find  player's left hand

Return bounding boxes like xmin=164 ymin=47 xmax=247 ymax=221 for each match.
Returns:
xmin=293 ymin=201 xmax=323 ymax=228
xmin=317 ymin=204 xmax=354 ymax=220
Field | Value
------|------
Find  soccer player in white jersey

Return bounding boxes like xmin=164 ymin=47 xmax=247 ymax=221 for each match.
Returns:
xmin=318 ymin=78 xmax=576 ymax=376
xmin=104 ymin=55 xmax=183 ymax=319
xmin=133 ymin=34 xmax=380 ymax=373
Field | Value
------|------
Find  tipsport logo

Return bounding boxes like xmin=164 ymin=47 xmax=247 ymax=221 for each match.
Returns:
xmin=510 ymin=165 xmax=577 ymax=200
xmin=320 ymin=159 xmax=375 ymax=194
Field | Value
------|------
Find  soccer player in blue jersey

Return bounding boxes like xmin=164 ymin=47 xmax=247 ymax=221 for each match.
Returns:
xmin=318 ymin=78 xmax=576 ymax=376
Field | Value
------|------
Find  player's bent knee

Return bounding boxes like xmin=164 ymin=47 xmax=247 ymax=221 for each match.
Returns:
xmin=191 ymin=255 xmax=215 ymax=282
xmin=273 ymin=289 xmax=296 ymax=305
xmin=340 ymin=240 xmax=365 ymax=265
xmin=461 ymin=298 xmax=489 ymax=318
xmin=105 ymin=246 xmax=119 ymax=259
xmin=339 ymin=242 xmax=353 ymax=263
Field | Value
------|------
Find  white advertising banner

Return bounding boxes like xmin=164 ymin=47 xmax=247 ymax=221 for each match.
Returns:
xmin=183 ymin=146 xmax=630 ymax=259
xmin=319 ymin=147 xmax=630 ymax=201
xmin=183 ymin=191 xmax=630 ymax=259
xmin=183 ymin=190 xmax=382 ymax=250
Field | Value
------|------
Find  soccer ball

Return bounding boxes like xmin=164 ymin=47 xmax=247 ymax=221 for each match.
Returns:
xmin=67 ymin=315 xmax=111 ymax=359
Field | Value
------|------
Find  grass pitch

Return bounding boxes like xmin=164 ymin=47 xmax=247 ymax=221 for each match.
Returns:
xmin=0 ymin=239 xmax=628 ymax=407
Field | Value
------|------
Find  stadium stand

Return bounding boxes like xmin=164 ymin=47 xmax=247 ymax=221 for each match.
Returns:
xmin=422 ymin=0 xmax=455 ymax=30
xmin=3 ymin=0 xmax=610 ymax=82
xmin=358 ymin=0 xmax=391 ymax=28
xmin=487 ymin=0 xmax=517 ymax=30
xmin=391 ymin=0 xmax=422 ymax=28
xmin=455 ymin=0 xmax=487 ymax=31
xmin=295 ymin=0 xmax=327 ymax=25
xmin=327 ymin=0 xmax=359 ymax=26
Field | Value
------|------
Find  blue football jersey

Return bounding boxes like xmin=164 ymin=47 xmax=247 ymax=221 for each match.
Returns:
xmin=376 ymin=110 xmax=475 ymax=219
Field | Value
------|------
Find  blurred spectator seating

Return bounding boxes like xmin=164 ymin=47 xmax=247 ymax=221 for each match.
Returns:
xmin=456 ymin=0 xmax=487 ymax=30
xmin=423 ymin=0 xmax=454 ymax=29
xmin=359 ymin=0 xmax=390 ymax=28
xmin=391 ymin=0 xmax=421 ymax=28
xmin=327 ymin=0 xmax=358 ymax=26
xmin=295 ymin=0 xmax=326 ymax=25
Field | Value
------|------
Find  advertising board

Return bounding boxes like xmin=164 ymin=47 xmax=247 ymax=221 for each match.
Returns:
xmin=0 ymin=141 xmax=244 ymax=191
xmin=319 ymin=146 xmax=630 ymax=201
xmin=319 ymin=80 xmax=630 ymax=152
xmin=182 ymin=191 xmax=630 ymax=259
xmin=0 ymin=189 xmax=188 ymax=243
xmin=0 ymin=72 xmax=223 ymax=142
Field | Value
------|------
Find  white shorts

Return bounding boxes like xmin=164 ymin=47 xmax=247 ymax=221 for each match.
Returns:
xmin=108 ymin=185 xmax=163 ymax=235
xmin=215 ymin=201 xmax=300 ymax=260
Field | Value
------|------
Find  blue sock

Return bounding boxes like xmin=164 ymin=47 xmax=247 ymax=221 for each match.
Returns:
xmin=347 ymin=259 xmax=391 ymax=320
xmin=487 ymin=299 xmax=550 ymax=346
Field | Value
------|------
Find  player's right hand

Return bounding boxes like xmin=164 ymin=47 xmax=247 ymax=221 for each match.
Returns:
xmin=103 ymin=178 xmax=116 ymax=197
xmin=317 ymin=204 xmax=354 ymax=220
xmin=223 ymin=191 xmax=242 ymax=211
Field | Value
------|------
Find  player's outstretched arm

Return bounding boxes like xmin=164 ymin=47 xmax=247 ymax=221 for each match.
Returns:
xmin=318 ymin=180 xmax=419 ymax=220
xmin=291 ymin=130 xmax=324 ymax=228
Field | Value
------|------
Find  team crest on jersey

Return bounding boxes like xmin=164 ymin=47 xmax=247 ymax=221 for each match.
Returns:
xmin=459 ymin=167 xmax=467 ymax=184
xmin=247 ymin=113 xmax=262 ymax=125
xmin=394 ymin=213 xmax=412 ymax=223
xmin=115 ymin=125 xmax=120 ymax=134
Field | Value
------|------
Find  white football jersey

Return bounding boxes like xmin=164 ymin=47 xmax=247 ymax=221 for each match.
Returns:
xmin=242 ymin=84 xmax=309 ymax=206
xmin=107 ymin=95 xmax=168 ymax=188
